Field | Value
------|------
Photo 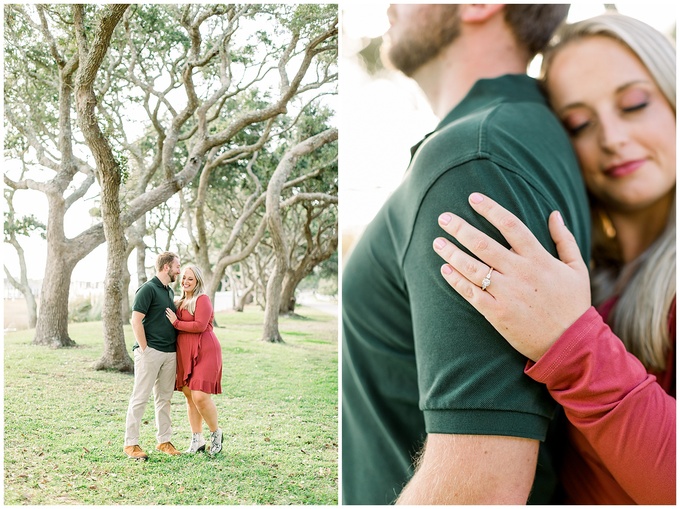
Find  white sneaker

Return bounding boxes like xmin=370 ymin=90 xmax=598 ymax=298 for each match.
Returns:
xmin=209 ymin=428 xmax=223 ymax=455
xmin=186 ymin=433 xmax=206 ymax=453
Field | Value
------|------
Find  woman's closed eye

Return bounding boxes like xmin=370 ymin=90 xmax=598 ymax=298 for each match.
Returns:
xmin=621 ymin=101 xmax=648 ymax=113
xmin=567 ymin=121 xmax=591 ymax=136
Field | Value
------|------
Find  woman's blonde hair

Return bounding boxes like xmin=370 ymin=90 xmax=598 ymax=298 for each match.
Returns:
xmin=541 ymin=13 xmax=676 ymax=371
xmin=177 ymin=265 xmax=207 ymax=315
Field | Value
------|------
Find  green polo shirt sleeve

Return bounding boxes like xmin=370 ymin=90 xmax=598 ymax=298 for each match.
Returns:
xmin=132 ymin=282 xmax=154 ymax=316
xmin=404 ymin=159 xmax=560 ymax=439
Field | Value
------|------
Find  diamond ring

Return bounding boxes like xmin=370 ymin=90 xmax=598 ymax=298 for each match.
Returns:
xmin=481 ymin=267 xmax=493 ymax=291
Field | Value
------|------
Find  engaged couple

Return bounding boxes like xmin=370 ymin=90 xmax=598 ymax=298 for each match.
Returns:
xmin=123 ymin=252 xmax=224 ymax=460
xmin=343 ymin=4 xmax=675 ymax=505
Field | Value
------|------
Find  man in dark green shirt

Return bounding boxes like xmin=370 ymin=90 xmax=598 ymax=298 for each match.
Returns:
xmin=124 ymin=251 xmax=181 ymax=460
xmin=342 ymin=5 xmax=590 ymax=504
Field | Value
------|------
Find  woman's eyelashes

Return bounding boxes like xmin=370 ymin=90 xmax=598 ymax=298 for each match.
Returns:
xmin=621 ymin=101 xmax=648 ymax=113
xmin=564 ymin=101 xmax=649 ymax=137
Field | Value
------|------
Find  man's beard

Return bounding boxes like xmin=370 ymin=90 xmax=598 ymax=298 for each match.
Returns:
xmin=169 ymin=272 xmax=177 ymax=283
xmin=382 ymin=5 xmax=461 ymax=77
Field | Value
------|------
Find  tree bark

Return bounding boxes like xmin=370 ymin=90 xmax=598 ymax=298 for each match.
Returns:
xmin=121 ymin=261 xmax=132 ymax=324
xmin=34 ymin=254 xmax=78 ymax=347
xmin=278 ymin=202 xmax=338 ymax=314
xmin=261 ymin=128 xmax=337 ymax=342
xmin=4 ymin=265 xmax=38 ymax=329
xmin=279 ymin=271 xmax=301 ymax=314
xmin=234 ymin=284 xmax=254 ymax=312
xmin=4 ymin=193 xmax=40 ymax=329
xmin=74 ymin=4 xmax=132 ymax=371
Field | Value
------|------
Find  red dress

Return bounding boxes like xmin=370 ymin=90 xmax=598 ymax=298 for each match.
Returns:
xmin=173 ymin=294 xmax=222 ymax=394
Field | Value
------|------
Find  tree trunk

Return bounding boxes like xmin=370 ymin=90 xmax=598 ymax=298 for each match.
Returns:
xmin=262 ymin=269 xmax=285 ymax=342
xmin=279 ymin=272 xmax=298 ymax=314
xmin=34 ymin=255 xmax=77 ymax=347
xmin=74 ymin=3 xmax=132 ymax=372
xmin=261 ymin=128 xmax=338 ymax=342
xmin=227 ymin=266 xmax=239 ymax=310
xmin=4 ymin=253 xmax=39 ymax=329
xmin=93 ymin=220 xmax=132 ymax=371
xmin=235 ymin=283 xmax=254 ymax=312
xmin=136 ymin=245 xmax=148 ymax=286
xmin=121 ymin=258 xmax=132 ymax=324
xmin=134 ymin=217 xmax=148 ymax=286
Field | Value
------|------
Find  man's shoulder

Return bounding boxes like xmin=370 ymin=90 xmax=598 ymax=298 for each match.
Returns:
xmin=411 ymin=101 xmax=576 ymax=197
xmin=133 ymin=278 xmax=164 ymax=307
xmin=135 ymin=278 xmax=157 ymax=295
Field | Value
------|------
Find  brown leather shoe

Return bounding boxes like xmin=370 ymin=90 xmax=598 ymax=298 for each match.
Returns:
xmin=156 ymin=441 xmax=181 ymax=456
xmin=124 ymin=445 xmax=149 ymax=460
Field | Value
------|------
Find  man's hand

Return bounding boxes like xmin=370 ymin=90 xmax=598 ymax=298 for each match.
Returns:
xmin=131 ymin=311 xmax=147 ymax=351
xmin=397 ymin=433 xmax=538 ymax=504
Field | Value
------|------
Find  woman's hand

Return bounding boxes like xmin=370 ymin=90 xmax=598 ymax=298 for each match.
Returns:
xmin=433 ymin=192 xmax=591 ymax=362
xmin=165 ymin=308 xmax=177 ymax=324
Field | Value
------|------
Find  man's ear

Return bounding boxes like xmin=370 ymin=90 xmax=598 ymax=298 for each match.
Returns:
xmin=459 ymin=4 xmax=505 ymax=23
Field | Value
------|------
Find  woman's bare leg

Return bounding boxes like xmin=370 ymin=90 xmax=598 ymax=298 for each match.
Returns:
xmin=182 ymin=386 xmax=203 ymax=433
xmin=191 ymin=390 xmax=219 ymax=432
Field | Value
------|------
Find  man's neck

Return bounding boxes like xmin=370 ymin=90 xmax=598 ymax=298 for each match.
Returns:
xmin=156 ymin=272 xmax=171 ymax=287
xmin=412 ymin=28 xmax=529 ymax=119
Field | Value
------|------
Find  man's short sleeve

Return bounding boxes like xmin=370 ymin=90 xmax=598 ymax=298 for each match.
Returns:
xmin=132 ymin=282 xmax=152 ymax=315
xmin=403 ymin=159 xmax=559 ymax=440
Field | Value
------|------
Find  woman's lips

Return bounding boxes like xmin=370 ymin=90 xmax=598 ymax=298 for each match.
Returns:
xmin=605 ymin=159 xmax=645 ymax=178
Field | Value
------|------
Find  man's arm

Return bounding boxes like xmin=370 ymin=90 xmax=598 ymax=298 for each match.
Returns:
xmin=401 ymin=157 xmax=570 ymax=504
xmin=131 ymin=311 xmax=147 ymax=351
xmin=397 ymin=433 xmax=539 ymax=504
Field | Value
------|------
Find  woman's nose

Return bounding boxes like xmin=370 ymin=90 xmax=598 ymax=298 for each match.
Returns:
xmin=597 ymin=114 xmax=628 ymax=153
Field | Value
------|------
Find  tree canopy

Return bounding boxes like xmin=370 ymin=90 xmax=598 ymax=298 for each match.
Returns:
xmin=4 ymin=4 xmax=338 ymax=366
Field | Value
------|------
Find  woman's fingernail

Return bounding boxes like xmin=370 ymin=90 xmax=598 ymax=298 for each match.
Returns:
xmin=434 ymin=238 xmax=447 ymax=250
xmin=441 ymin=264 xmax=453 ymax=275
xmin=555 ymin=211 xmax=564 ymax=225
xmin=439 ymin=213 xmax=453 ymax=225
xmin=469 ymin=193 xmax=484 ymax=204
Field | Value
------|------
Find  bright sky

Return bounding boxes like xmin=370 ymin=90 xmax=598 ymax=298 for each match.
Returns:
xmin=339 ymin=3 xmax=677 ymax=232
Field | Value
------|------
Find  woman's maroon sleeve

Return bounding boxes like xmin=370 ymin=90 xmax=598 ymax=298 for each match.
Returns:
xmin=173 ymin=294 xmax=213 ymax=333
xmin=526 ymin=306 xmax=675 ymax=504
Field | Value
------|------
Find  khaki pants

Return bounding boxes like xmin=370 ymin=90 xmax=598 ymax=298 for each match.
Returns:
xmin=124 ymin=347 xmax=177 ymax=446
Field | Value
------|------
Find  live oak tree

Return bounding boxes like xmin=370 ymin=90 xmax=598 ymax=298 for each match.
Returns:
xmin=262 ymin=127 xmax=337 ymax=342
xmin=174 ymin=6 xmax=338 ymax=311
xmin=4 ymin=4 xmax=338 ymax=369
xmin=4 ymin=183 xmax=45 ymax=329
xmin=179 ymin=108 xmax=338 ymax=315
xmin=73 ymin=4 xmax=132 ymax=371
xmin=279 ymin=198 xmax=338 ymax=314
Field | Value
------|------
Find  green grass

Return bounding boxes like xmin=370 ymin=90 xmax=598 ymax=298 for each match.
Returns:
xmin=4 ymin=306 xmax=338 ymax=505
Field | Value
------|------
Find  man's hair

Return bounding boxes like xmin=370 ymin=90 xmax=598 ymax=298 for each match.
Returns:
xmin=504 ymin=5 xmax=570 ymax=57
xmin=156 ymin=251 xmax=179 ymax=272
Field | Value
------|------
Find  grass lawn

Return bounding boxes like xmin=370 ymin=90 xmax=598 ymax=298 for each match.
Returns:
xmin=4 ymin=306 xmax=338 ymax=505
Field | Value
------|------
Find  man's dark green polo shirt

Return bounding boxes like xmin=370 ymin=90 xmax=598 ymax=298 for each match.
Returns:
xmin=131 ymin=276 xmax=177 ymax=352
xmin=342 ymin=74 xmax=591 ymax=504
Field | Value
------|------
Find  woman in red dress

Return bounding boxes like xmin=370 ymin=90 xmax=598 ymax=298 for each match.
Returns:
xmin=165 ymin=265 xmax=224 ymax=455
